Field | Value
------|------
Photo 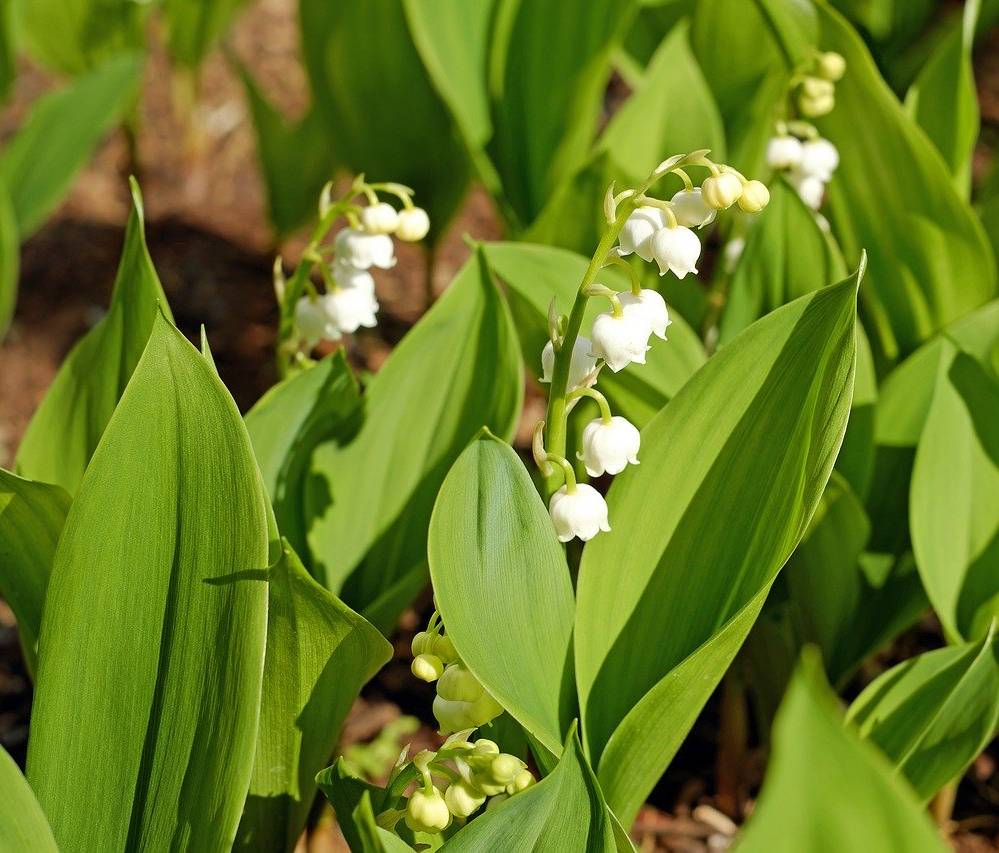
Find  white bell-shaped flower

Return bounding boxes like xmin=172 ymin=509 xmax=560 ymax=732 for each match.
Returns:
xmin=549 ymin=484 xmax=611 ymax=542
xmin=540 ymin=336 xmax=597 ymax=389
xmin=590 ymin=310 xmax=652 ymax=372
xmin=765 ymin=135 xmax=804 ymax=170
xmin=789 ymin=172 xmax=825 ymax=210
xmin=332 ymin=259 xmax=376 ymax=294
xmin=323 ymin=286 xmax=379 ymax=335
xmin=581 ymin=416 xmax=641 ymax=476
xmin=335 ymin=228 xmax=396 ymax=269
xmin=648 ymin=225 xmax=701 ymax=279
xmin=396 ymin=207 xmax=431 ymax=241
xmin=360 ymin=202 xmax=399 ymax=235
xmin=618 ymin=206 xmax=666 ymax=261
xmin=619 ymin=288 xmax=670 ymax=340
xmin=798 ymin=138 xmax=839 ymax=181
xmin=294 ymin=295 xmax=340 ymax=347
xmin=670 ymin=189 xmax=716 ymax=229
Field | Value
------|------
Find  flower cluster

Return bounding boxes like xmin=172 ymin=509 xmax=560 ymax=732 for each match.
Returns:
xmin=792 ymin=50 xmax=845 ymax=118
xmin=535 ymin=152 xmax=770 ymax=542
xmin=291 ymin=183 xmax=430 ymax=351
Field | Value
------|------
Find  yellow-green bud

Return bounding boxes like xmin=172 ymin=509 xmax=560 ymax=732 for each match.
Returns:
xmin=473 ymin=739 xmax=499 ymax=755
xmin=798 ymin=92 xmax=835 ymax=118
xmin=737 ymin=180 xmax=770 ymax=213
xmin=817 ymin=51 xmax=845 ymax=81
xmin=486 ymin=754 xmax=522 ymax=786
xmin=486 ymin=793 xmax=509 ymax=811
xmin=701 ymin=172 xmax=743 ymax=210
xmin=444 ymin=781 xmax=486 ymax=818
xmin=437 ymin=664 xmax=483 ymax=703
xmin=431 ymin=634 xmax=458 ymax=662
xmin=507 ymin=769 xmax=536 ymax=794
xmin=800 ymin=76 xmax=834 ymax=99
xmin=405 ymin=788 xmax=451 ymax=833
xmin=411 ymin=653 xmax=444 ymax=682
xmin=411 ymin=631 xmax=431 ymax=656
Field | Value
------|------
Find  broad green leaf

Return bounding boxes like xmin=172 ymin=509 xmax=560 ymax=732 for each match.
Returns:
xmin=246 ymin=351 xmax=361 ymax=564
xmin=236 ymin=542 xmax=391 ymax=852
xmin=816 ymin=3 xmax=996 ymax=359
xmin=306 ymin=249 xmax=522 ymax=618
xmin=0 ymin=54 xmax=141 ymax=236
xmin=15 ymin=179 xmax=171 ymax=493
xmin=576 ymin=268 xmax=860 ymax=820
xmin=315 ymin=759 xmax=390 ymax=853
xmin=163 ymin=0 xmax=249 ymax=69
xmin=482 ymin=241 xmax=706 ymax=429
xmin=754 ymin=0 xmax=819 ymax=65
xmin=488 ymin=0 xmax=637 ymax=227
xmin=27 ymin=313 xmax=270 ymax=851
xmin=298 ymin=0 xmax=470 ymax=239
xmin=0 ymin=469 xmax=70 ymax=673
xmin=848 ymin=627 xmax=999 ymax=801
xmin=905 ymin=0 xmax=980 ymax=197
xmin=443 ymin=724 xmax=615 ymax=853
xmin=0 ymin=744 xmax=57 ymax=852
xmin=0 ymin=177 xmax=16 ymax=337
xmin=428 ymin=433 xmax=575 ymax=757
xmin=0 ymin=0 xmax=12 ymax=103
xmin=737 ymin=650 xmax=947 ymax=853
xmin=911 ymin=344 xmax=999 ymax=642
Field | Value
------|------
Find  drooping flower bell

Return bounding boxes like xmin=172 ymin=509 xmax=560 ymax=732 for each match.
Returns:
xmin=619 ymin=288 xmax=670 ymax=340
xmin=590 ymin=310 xmax=652 ymax=372
xmin=405 ymin=787 xmax=452 ymax=833
xmin=798 ymin=138 xmax=839 ymax=182
xmin=617 ymin=206 xmax=666 ymax=261
xmin=580 ymin=416 xmax=641 ymax=477
xmin=294 ymin=295 xmax=340 ymax=347
xmin=789 ymin=173 xmax=825 ymax=210
xmin=765 ymin=135 xmax=804 ymax=170
xmin=549 ymin=483 xmax=611 ymax=542
xmin=444 ymin=782 xmax=486 ymax=818
xmin=360 ymin=201 xmax=399 ymax=235
xmin=396 ymin=207 xmax=431 ymax=242
xmin=648 ymin=225 xmax=701 ymax=279
xmin=541 ymin=336 xmax=597 ymax=389
xmin=335 ymin=228 xmax=396 ymax=269
xmin=323 ymin=286 xmax=379 ymax=335
xmin=433 ymin=664 xmax=503 ymax=733
xmin=332 ymin=259 xmax=376 ymax=294
xmin=670 ymin=188 xmax=716 ymax=229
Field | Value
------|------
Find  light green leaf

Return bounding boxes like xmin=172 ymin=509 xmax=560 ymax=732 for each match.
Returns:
xmin=848 ymin=627 xmax=999 ymax=801
xmin=0 ymin=0 xmax=13 ymax=103
xmin=164 ymin=0 xmax=249 ymax=69
xmin=14 ymin=179 xmax=171 ymax=493
xmin=0 ymin=54 xmax=142 ymax=237
xmin=482 ymin=241 xmax=705 ymax=429
xmin=0 ymin=744 xmax=57 ymax=852
xmin=442 ymin=724 xmax=615 ymax=853
xmin=576 ymin=267 xmax=860 ymax=822
xmin=816 ymin=3 xmax=996 ymax=359
xmin=428 ymin=433 xmax=575 ymax=757
xmin=0 ymin=177 xmax=16 ymax=337
xmin=754 ymin=0 xmax=819 ymax=65
xmin=737 ymin=650 xmax=947 ymax=853
xmin=0 ymin=469 xmax=70 ymax=674
xmin=911 ymin=344 xmax=999 ymax=642
xmin=27 ymin=313 xmax=270 ymax=851
xmin=236 ymin=541 xmax=391 ymax=852
xmin=246 ymin=351 xmax=361 ymax=564
xmin=306 ymin=249 xmax=522 ymax=619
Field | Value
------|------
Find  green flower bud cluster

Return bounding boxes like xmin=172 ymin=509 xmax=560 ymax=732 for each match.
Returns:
xmin=794 ymin=51 xmax=846 ymax=118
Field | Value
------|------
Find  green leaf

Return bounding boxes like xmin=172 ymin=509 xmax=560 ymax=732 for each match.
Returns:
xmin=0 ymin=0 xmax=13 ymax=103
xmin=306 ymin=249 xmax=522 ymax=619
xmin=245 ymin=351 xmax=361 ymax=564
xmin=482 ymin=241 xmax=705 ymax=429
xmin=911 ymin=344 xmax=999 ymax=642
xmin=848 ymin=627 xmax=999 ymax=801
xmin=737 ymin=649 xmax=947 ymax=853
xmin=443 ymin=724 xmax=615 ymax=853
xmin=576 ymin=267 xmax=860 ymax=822
xmin=0 ymin=744 xmax=57 ymax=852
xmin=163 ymin=0 xmax=249 ymax=69
xmin=428 ymin=433 xmax=575 ymax=757
xmin=298 ymin=0 xmax=471 ymax=239
xmin=0 ymin=54 xmax=142 ymax=237
xmin=0 ymin=469 xmax=70 ymax=674
xmin=315 ymin=759 xmax=400 ymax=853
xmin=27 ymin=313 xmax=271 ymax=851
xmin=0 ymin=177 xmax=16 ymax=337
xmin=15 ymin=179 xmax=171 ymax=493
xmin=236 ymin=541 xmax=391 ymax=852
xmin=815 ymin=3 xmax=996 ymax=359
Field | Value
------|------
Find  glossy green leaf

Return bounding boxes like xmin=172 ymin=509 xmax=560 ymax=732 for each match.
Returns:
xmin=246 ymin=351 xmax=361 ymax=564
xmin=27 ymin=313 xmax=270 ymax=851
xmin=0 ymin=54 xmax=141 ymax=237
xmin=163 ymin=0 xmax=249 ymax=68
xmin=911 ymin=344 xmax=999 ymax=642
xmin=482 ymin=241 xmax=705 ymax=429
xmin=236 ymin=542 xmax=391 ymax=852
xmin=0 ymin=177 xmax=16 ymax=337
xmin=299 ymin=0 xmax=470 ymax=239
xmin=576 ymin=268 xmax=860 ymax=821
xmin=428 ymin=433 xmax=575 ymax=757
xmin=816 ymin=3 xmax=996 ymax=359
xmin=848 ymin=627 xmax=999 ymax=801
xmin=0 ymin=469 xmax=70 ymax=674
xmin=306 ymin=249 xmax=522 ymax=618
xmin=737 ymin=650 xmax=947 ymax=853
xmin=0 ymin=744 xmax=57 ymax=852
xmin=443 ymin=725 xmax=615 ymax=853
xmin=15 ymin=180 xmax=171 ymax=493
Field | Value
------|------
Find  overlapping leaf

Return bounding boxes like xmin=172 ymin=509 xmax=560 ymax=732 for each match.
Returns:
xmin=0 ymin=745 xmax=57 ymax=852
xmin=27 ymin=313 xmax=270 ymax=851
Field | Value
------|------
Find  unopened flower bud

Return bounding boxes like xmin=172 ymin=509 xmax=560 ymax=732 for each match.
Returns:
xmin=486 ymin=754 xmax=522 ymax=786
xmin=649 ymin=225 xmax=701 ymax=279
xmin=549 ymin=484 xmax=610 ymax=543
xmin=801 ymin=76 xmax=834 ymax=99
xmin=765 ymin=135 xmax=804 ymax=170
xmin=411 ymin=631 xmax=431 ymax=656
xmin=590 ymin=310 xmax=652 ymax=372
xmin=817 ymin=51 xmax=846 ymax=81
xmin=798 ymin=92 xmax=835 ymax=117
xmin=431 ymin=634 xmax=458 ymax=663
xmin=444 ymin=782 xmax=486 ymax=818
xmin=360 ymin=202 xmax=399 ymax=235
xmin=396 ymin=207 xmax=431 ymax=241
xmin=541 ymin=336 xmax=597 ymax=389
xmin=507 ymin=769 xmax=535 ymax=794
xmin=405 ymin=787 xmax=451 ymax=833
xmin=737 ymin=180 xmax=770 ymax=213
xmin=433 ymin=691 xmax=503 ymax=733
xmin=701 ymin=172 xmax=743 ymax=210
xmin=619 ymin=288 xmax=670 ymax=340
xmin=437 ymin=664 xmax=483 ymax=702
xmin=412 ymin=653 xmax=444 ymax=682
xmin=670 ymin=189 xmax=716 ymax=229
xmin=581 ymin=416 xmax=641 ymax=477
xmin=618 ymin=206 xmax=666 ymax=261
xmin=798 ymin=138 xmax=839 ymax=181
xmin=335 ymin=228 xmax=396 ymax=269
xmin=473 ymin=739 xmax=499 ymax=755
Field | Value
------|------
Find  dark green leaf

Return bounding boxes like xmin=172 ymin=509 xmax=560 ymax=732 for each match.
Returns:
xmin=0 ymin=744 xmax=57 ymax=852
xmin=315 ymin=759 xmax=389 ymax=853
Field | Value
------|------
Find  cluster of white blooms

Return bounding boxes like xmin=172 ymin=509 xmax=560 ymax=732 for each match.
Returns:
xmin=293 ymin=194 xmax=430 ymax=350
xmin=766 ymin=134 xmax=840 ymax=211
